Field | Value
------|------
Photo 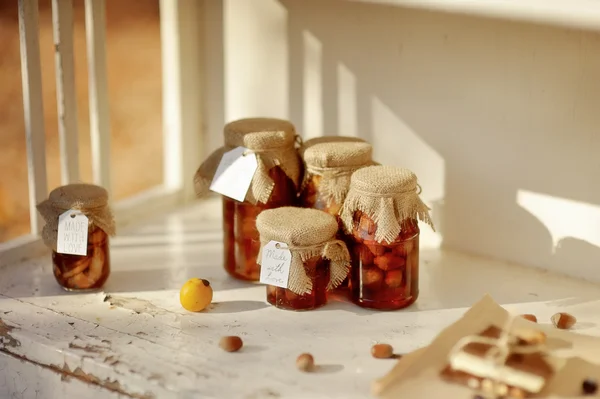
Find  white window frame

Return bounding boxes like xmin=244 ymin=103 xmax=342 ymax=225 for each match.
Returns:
xmin=0 ymin=0 xmax=204 ymax=267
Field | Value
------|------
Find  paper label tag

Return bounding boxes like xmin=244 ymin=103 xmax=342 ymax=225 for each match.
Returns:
xmin=56 ymin=209 xmax=89 ymax=256
xmin=259 ymin=240 xmax=292 ymax=288
xmin=209 ymin=146 xmax=258 ymax=202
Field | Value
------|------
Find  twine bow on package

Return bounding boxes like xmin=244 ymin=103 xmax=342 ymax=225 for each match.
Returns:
xmin=300 ymin=136 xmax=376 ymax=213
xmin=340 ymin=165 xmax=435 ymax=244
xmin=36 ymin=183 xmax=116 ymax=253
xmin=255 ymin=207 xmax=351 ymax=295
xmin=194 ymin=117 xmax=302 ymax=205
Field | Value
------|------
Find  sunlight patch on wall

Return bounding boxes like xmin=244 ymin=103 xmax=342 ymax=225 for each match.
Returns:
xmin=302 ymin=30 xmax=323 ymax=139
xmin=337 ymin=63 xmax=358 ymax=137
xmin=517 ymin=190 xmax=600 ymax=252
xmin=371 ymin=96 xmax=445 ymax=248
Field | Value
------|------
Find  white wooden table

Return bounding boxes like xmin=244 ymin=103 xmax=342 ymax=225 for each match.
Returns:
xmin=2 ymin=198 xmax=600 ymax=399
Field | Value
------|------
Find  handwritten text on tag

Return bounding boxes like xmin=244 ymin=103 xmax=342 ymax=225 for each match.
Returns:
xmin=210 ymin=146 xmax=258 ymax=202
xmin=56 ymin=209 xmax=89 ymax=256
xmin=260 ymin=240 xmax=291 ymax=289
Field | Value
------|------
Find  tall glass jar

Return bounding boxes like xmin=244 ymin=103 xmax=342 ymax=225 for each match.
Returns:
xmin=223 ymin=165 xmax=296 ymax=281
xmin=256 ymin=207 xmax=350 ymax=311
xmin=37 ymin=184 xmax=115 ymax=291
xmin=340 ymin=166 xmax=434 ymax=310
xmin=194 ymin=118 xmax=302 ymax=281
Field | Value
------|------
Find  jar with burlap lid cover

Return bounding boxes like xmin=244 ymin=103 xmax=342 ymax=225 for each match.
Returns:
xmin=36 ymin=183 xmax=115 ymax=291
xmin=256 ymin=207 xmax=351 ymax=311
xmin=340 ymin=166 xmax=434 ymax=310
xmin=193 ymin=118 xmax=302 ymax=281
xmin=299 ymin=136 xmax=374 ymax=217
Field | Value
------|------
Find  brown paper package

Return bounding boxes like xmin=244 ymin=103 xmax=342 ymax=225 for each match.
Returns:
xmin=374 ymin=295 xmax=600 ymax=399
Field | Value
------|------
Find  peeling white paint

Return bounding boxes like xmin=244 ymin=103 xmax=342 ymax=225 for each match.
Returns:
xmin=2 ymin=198 xmax=600 ymax=398
xmin=0 ymin=351 xmax=126 ymax=399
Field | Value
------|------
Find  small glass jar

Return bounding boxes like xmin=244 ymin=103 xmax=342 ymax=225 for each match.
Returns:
xmin=223 ymin=165 xmax=297 ymax=281
xmin=52 ymin=225 xmax=111 ymax=291
xmin=340 ymin=166 xmax=434 ymax=310
xmin=350 ymin=211 xmax=419 ymax=310
xmin=266 ymin=255 xmax=330 ymax=310
xmin=209 ymin=118 xmax=302 ymax=281
xmin=37 ymin=183 xmax=115 ymax=292
xmin=256 ymin=207 xmax=350 ymax=311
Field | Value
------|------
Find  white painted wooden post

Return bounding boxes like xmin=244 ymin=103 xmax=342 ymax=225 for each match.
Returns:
xmin=18 ymin=0 xmax=48 ymax=234
xmin=85 ymin=0 xmax=111 ymax=191
xmin=52 ymin=0 xmax=80 ymax=184
xmin=159 ymin=0 xmax=204 ymax=202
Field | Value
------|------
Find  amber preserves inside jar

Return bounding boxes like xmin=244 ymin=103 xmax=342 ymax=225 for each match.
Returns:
xmin=266 ymin=256 xmax=330 ymax=311
xmin=223 ymin=166 xmax=297 ymax=281
xmin=299 ymin=174 xmax=342 ymax=216
xmin=52 ymin=226 xmax=110 ymax=291
xmin=350 ymin=211 xmax=420 ymax=310
xmin=300 ymin=174 xmax=351 ymax=288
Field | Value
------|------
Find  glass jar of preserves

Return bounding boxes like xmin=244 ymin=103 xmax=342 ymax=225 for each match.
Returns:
xmin=340 ymin=166 xmax=434 ymax=310
xmin=299 ymin=136 xmax=375 ymax=288
xmin=299 ymin=136 xmax=373 ymax=218
xmin=194 ymin=118 xmax=302 ymax=281
xmin=37 ymin=184 xmax=115 ymax=291
xmin=256 ymin=207 xmax=351 ymax=311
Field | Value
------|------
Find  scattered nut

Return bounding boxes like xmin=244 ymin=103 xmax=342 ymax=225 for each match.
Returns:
xmin=519 ymin=314 xmax=537 ymax=323
xmin=296 ymin=353 xmax=315 ymax=372
xmin=219 ymin=336 xmax=243 ymax=352
xmin=371 ymin=343 xmax=394 ymax=359
xmin=551 ymin=312 xmax=576 ymax=329
xmin=582 ymin=378 xmax=598 ymax=395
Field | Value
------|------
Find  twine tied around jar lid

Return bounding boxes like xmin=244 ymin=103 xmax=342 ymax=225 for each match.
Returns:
xmin=193 ymin=118 xmax=302 ymax=205
xmin=340 ymin=165 xmax=434 ymax=244
xmin=36 ymin=183 xmax=116 ymax=252
xmin=300 ymin=138 xmax=376 ymax=207
xmin=256 ymin=207 xmax=351 ymax=295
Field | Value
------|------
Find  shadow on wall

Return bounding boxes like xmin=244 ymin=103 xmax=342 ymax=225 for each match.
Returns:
xmin=279 ymin=0 xmax=600 ymax=281
xmin=0 ymin=0 xmax=163 ymax=242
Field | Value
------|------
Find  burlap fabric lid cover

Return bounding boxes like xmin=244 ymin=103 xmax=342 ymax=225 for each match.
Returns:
xmin=36 ymin=183 xmax=116 ymax=251
xmin=301 ymin=136 xmax=374 ymax=206
xmin=194 ymin=117 xmax=301 ymax=205
xmin=256 ymin=207 xmax=351 ymax=295
xmin=340 ymin=165 xmax=434 ymax=244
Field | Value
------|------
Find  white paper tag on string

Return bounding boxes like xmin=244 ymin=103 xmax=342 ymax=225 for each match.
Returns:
xmin=259 ymin=240 xmax=292 ymax=289
xmin=209 ymin=146 xmax=258 ymax=202
xmin=56 ymin=209 xmax=89 ymax=256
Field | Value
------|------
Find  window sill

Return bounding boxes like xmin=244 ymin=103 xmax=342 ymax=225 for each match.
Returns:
xmin=1 ymin=197 xmax=600 ymax=398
